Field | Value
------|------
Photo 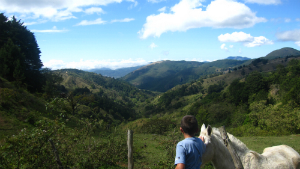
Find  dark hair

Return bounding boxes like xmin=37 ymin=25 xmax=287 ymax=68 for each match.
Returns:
xmin=181 ymin=115 xmax=198 ymax=136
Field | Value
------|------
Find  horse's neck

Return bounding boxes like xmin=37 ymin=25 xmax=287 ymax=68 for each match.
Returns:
xmin=211 ymin=132 xmax=250 ymax=169
xmin=210 ymin=135 xmax=235 ymax=169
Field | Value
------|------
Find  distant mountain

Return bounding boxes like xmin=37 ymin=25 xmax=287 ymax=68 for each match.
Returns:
xmin=88 ymin=65 xmax=144 ymax=78
xmin=121 ymin=60 xmax=247 ymax=92
xmin=264 ymin=47 xmax=300 ymax=60
xmin=225 ymin=56 xmax=251 ymax=61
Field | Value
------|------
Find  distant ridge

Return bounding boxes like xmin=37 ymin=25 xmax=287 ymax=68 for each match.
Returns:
xmin=225 ymin=56 xmax=251 ymax=61
xmin=88 ymin=65 xmax=144 ymax=78
xmin=264 ymin=47 xmax=300 ymax=60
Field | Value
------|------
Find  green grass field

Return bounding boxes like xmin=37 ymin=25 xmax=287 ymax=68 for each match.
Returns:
xmin=126 ymin=133 xmax=300 ymax=169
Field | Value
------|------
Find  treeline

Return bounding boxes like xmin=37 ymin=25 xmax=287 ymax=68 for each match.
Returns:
xmin=190 ymin=59 xmax=300 ymax=136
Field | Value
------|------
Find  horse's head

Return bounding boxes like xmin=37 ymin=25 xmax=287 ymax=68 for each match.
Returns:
xmin=200 ymin=124 xmax=214 ymax=168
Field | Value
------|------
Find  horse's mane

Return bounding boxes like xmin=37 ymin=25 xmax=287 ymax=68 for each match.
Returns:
xmin=211 ymin=127 xmax=251 ymax=157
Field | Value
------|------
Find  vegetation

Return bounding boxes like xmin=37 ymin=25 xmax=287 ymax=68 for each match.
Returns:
xmin=121 ymin=60 xmax=248 ymax=92
xmin=1 ymin=13 xmax=300 ymax=168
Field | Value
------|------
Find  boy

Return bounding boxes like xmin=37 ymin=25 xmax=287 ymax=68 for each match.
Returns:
xmin=175 ymin=115 xmax=205 ymax=169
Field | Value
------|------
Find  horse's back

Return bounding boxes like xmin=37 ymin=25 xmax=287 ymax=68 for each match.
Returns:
xmin=261 ymin=145 xmax=300 ymax=169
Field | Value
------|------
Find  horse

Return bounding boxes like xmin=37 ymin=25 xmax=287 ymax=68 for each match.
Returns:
xmin=199 ymin=124 xmax=300 ymax=169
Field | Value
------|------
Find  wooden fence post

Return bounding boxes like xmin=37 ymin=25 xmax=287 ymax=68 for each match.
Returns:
xmin=219 ymin=126 xmax=244 ymax=169
xmin=128 ymin=130 xmax=133 ymax=169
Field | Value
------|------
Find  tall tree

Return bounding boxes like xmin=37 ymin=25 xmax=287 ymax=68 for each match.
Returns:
xmin=0 ymin=38 xmax=26 ymax=85
xmin=0 ymin=13 xmax=43 ymax=92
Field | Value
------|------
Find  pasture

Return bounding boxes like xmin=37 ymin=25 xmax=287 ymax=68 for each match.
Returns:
xmin=129 ymin=133 xmax=300 ymax=169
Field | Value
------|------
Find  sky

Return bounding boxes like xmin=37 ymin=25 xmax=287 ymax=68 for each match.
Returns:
xmin=1 ymin=0 xmax=300 ymax=70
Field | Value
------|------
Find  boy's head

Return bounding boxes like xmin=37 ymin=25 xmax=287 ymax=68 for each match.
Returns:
xmin=180 ymin=115 xmax=199 ymax=136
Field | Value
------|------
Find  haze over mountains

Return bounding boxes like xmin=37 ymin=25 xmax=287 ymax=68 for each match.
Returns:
xmin=88 ymin=47 xmax=298 ymax=80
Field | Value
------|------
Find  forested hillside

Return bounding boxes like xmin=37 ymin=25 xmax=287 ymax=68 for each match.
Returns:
xmin=89 ymin=65 xmax=144 ymax=78
xmin=1 ymin=13 xmax=300 ymax=168
xmin=121 ymin=59 xmax=248 ymax=92
xmin=135 ymin=55 xmax=300 ymax=136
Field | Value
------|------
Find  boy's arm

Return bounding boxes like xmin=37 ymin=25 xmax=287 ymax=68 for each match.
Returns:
xmin=175 ymin=163 xmax=185 ymax=169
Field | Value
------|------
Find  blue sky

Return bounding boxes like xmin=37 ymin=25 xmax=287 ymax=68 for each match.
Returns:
xmin=1 ymin=0 xmax=300 ymax=70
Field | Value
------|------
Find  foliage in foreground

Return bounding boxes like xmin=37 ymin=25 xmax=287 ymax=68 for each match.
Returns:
xmin=0 ymin=119 xmax=128 ymax=168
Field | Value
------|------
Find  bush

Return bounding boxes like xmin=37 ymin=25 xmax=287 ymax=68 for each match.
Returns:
xmin=137 ymin=118 xmax=177 ymax=135
xmin=0 ymin=118 xmax=128 ymax=168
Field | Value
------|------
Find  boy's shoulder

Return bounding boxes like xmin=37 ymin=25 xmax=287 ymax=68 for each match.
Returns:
xmin=177 ymin=137 xmax=203 ymax=146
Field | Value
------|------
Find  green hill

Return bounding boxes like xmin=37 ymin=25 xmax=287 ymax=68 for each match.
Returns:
xmin=264 ymin=47 xmax=300 ymax=60
xmin=88 ymin=65 xmax=144 ymax=78
xmin=121 ymin=60 xmax=247 ymax=92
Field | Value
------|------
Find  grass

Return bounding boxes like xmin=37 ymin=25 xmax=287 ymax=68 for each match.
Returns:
xmin=238 ymin=135 xmax=300 ymax=154
xmin=119 ymin=132 xmax=300 ymax=169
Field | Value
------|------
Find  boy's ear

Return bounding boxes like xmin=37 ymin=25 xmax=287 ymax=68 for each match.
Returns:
xmin=180 ymin=127 xmax=184 ymax=133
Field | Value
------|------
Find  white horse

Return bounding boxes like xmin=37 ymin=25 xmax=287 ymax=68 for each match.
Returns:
xmin=200 ymin=124 xmax=300 ymax=169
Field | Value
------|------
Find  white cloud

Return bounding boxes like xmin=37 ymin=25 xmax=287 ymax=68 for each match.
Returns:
xmin=221 ymin=44 xmax=228 ymax=51
xmin=158 ymin=6 xmax=167 ymax=13
xmin=276 ymin=29 xmax=300 ymax=41
xmin=239 ymin=48 xmax=242 ymax=54
xmin=244 ymin=0 xmax=281 ymax=5
xmin=296 ymin=18 xmax=300 ymax=22
xmin=229 ymin=45 xmax=234 ymax=48
xmin=150 ymin=43 xmax=158 ymax=49
xmin=284 ymin=18 xmax=291 ymax=23
xmin=0 ymin=0 xmax=136 ymax=21
xmin=244 ymin=36 xmax=273 ymax=47
xmin=31 ymin=26 xmax=68 ymax=33
xmin=139 ymin=0 xmax=266 ymax=39
xmin=43 ymin=58 xmax=150 ymax=70
xmin=148 ymin=0 xmax=166 ymax=3
xmin=218 ymin=31 xmax=273 ymax=47
xmin=84 ymin=7 xmax=105 ymax=15
xmin=276 ymin=29 xmax=300 ymax=46
xmin=76 ymin=18 xmax=106 ymax=26
xmin=111 ymin=18 xmax=135 ymax=23
xmin=218 ymin=32 xmax=253 ymax=42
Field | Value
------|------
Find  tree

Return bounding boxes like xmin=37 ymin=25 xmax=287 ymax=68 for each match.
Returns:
xmin=0 ymin=38 xmax=26 ymax=87
xmin=0 ymin=13 xmax=43 ymax=92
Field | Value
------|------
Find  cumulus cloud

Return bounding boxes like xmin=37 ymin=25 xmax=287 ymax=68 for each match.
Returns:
xmin=75 ymin=18 xmax=106 ymax=26
xmin=0 ymin=0 xmax=136 ymax=21
xmin=218 ymin=31 xmax=273 ymax=47
xmin=221 ymin=44 xmax=228 ymax=51
xmin=229 ymin=45 xmax=234 ymax=48
xmin=218 ymin=32 xmax=253 ymax=42
xmin=150 ymin=43 xmax=158 ymax=49
xmin=276 ymin=29 xmax=300 ymax=46
xmin=244 ymin=0 xmax=281 ymax=5
xmin=244 ymin=36 xmax=274 ymax=47
xmin=43 ymin=58 xmax=150 ymax=70
xmin=31 ymin=26 xmax=68 ymax=33
xmin=84 ymin=7 xmax=105 ymax=15
xmin=138 ymin=0 xmax=266 ymax=39
xmin=111 ymin=18 xmax=135 ymax=23
xmin=158 ymin=6 xmax=167 ymax=13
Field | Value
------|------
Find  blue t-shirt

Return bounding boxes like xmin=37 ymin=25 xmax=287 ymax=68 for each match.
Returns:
xmin=174 ymin=137 xmax=206 ymax=169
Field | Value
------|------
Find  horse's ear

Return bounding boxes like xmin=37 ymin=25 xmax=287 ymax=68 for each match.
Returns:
xmin=207 ymin=125 xmax=212 ymax=136
xmin=201 ymin=124 xmax=206 ymax=132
